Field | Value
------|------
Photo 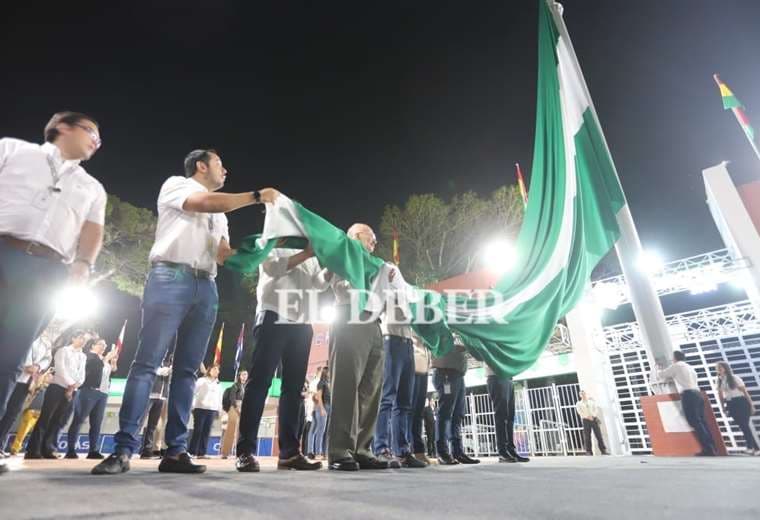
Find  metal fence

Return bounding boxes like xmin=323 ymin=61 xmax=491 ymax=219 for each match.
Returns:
xmin=459 ymin=383 xmax=587 ymax=457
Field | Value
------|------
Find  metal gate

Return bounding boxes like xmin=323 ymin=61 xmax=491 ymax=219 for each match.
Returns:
xmin=460 ymin=383 xmax=586 ymax=457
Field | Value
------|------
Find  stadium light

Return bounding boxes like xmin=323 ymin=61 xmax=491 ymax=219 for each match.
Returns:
xmin=319 ymin=305 xmax=336 ymax=324
xmin=482 ymin=239 xmax=516 ymax=275
xmin=638 ymin=250 xmax=664 ymax=275
xmin=53 ymin=285 xmax=99 ymax=323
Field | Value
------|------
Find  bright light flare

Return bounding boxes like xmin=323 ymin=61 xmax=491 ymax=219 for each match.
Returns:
xmin=53 ymin=285 xmax=99 ymax=323
xmin=319 ymin=305 xmax=337 ymax=324
xmin=482 ymin=239 xmax=516 ymax=275
xmin=638 ymin=250 xmax=664 ymax=275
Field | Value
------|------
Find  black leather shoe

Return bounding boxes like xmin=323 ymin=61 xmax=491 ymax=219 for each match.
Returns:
xmin=235 ymin=453 xmax=260 ymax=473
xmin=355 ymin=455 xmax=390 ymax=470
xmin=454 ymin=454 xmax=480 ymax=465
xmin=329 ymin=459 xmax=360 ymax=471
xmin=42 ymin=452 xmax=60 ymax=460
xmin=139 ymin=452 xmax=154 ymax=460
xmin=278 ymin=454 xmax=322 ymax=471
xmin=437 ymin=453 xmax=459 ymax=465
xmin=159 ymin=452 xmax=206 ymax=473
xmin=498 ymin=453 xmax=518 ymax=463
xmin=376 ymin=451 xmax=401 ymax=469
xmin=24 ymin=452 xmax=42 ymax=460
xmin=91 ymin=453 xmax=131 ymax=475
xmin=87 ymin=451 xmax=105 ymax=460
xmin=64 ymin=451 xmax=79 ymax=459
xmin=506 ymin=449 xmax=530 ymax=462
xmin=400 ymin=453 xmax=427 ymax=468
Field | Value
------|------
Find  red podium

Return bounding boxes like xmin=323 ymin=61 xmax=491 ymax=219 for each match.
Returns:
xmin=640 ymin=392 xmax=727 ymax=456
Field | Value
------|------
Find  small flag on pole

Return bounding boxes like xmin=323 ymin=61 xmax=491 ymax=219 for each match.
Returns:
xmin=714 ymin=74 xmax=760 ymax=162
xmin=213 ymin=322 xmax=224 ymax=366
xmin=115 ymin=320 xmax=127 ymax=356
xmin=515 ymin=162 xmax=529 ymax=209
xmin=233 ymin=323 xmax=245 ymax=375
xmin=392 ymin=226 xmax=400 ymax=265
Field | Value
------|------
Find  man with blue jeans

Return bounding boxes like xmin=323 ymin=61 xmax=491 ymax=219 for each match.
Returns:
xmin=373 ymin=302 xmax=426 ymax=469
xmin=432 ymin=343 xmax=479 ymax=465
xmin=92 ymin=149 xmax=279 ymax=475
xmin=0 ymin=112 xmax=106 ymax=474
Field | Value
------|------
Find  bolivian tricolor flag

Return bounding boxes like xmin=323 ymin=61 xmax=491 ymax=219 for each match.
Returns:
xmin=714 ymin=74 xmax=758 ymax=155
xmin=213 ymin=322 xmax=224 ymax=367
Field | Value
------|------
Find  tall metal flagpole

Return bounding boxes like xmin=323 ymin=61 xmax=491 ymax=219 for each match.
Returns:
xmin=548 ymin=1 xmax=675 ymax=370
xmin=713 ymin=74 xmax=760 ymax=164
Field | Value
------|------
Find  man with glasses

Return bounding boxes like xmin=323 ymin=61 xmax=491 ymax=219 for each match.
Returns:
xmin=0 ymin=112 xmax=106 ymax=475
xmin=93 ymin=149 xmax=280 ymax=475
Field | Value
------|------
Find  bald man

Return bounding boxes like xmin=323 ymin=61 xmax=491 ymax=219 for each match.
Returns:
xmin=327 ymin=224 xmax=393 ymax=471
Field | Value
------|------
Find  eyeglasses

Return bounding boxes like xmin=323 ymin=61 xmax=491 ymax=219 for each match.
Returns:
xmin=73 ymin=123 xmax=102 ymax=149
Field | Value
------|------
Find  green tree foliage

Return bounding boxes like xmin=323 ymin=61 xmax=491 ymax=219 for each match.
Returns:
xmin=97 ymin=195 xmax=156 ymax=296
xmin=377 ymin=185 xmax=524 ymax=285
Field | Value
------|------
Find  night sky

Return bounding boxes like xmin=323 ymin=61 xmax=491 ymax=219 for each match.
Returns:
xmin=3 ymin=1 xmax=760 ymax=365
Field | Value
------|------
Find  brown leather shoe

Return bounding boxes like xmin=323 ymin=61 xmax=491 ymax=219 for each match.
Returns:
xmin=414 ymin=452 xmax=432 ymax=465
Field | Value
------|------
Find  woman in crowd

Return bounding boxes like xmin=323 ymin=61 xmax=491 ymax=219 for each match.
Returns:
xmin=189 ymin=365 xmax=223 ymax=458
xmin=715 ymin=361 xmax=759 ymax=455
xmin=308 ymin=366 xmax=330 ymax=460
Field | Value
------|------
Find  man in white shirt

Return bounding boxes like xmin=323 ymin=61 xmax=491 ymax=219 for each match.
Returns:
xmin=0 ymin=333 xmax=52 ymax=455
xmin=373 ymin=296 xmax=427 ymax=468
xmin=235 ymin=243 xmax=328 ymax=472
xmin=0 ymin=112 xmax=106 ymax=474
xmin=327 ymin=224 xmax=396 ymax=472
xmin=26 ymin=330 xmax=87 ymax=459
xmin=93 ymin=149 xmax=279 ymax=476
xmin=575 ymin=390 xmax=608 ymax=456
xmin=658 ymin=350 xmax=716 ymax=456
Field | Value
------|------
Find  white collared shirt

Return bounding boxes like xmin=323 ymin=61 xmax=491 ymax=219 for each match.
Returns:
xmin=52 ymin=345 xmax=87 ymax=389
xmin=148 ymin=176 xmax=230 ymax=277
xmin=0 ymin=139 xmax=107 ymax=262
xmin=718 ymin=375 xmax=746 ymax=400
xmin=17 ymin=336 xmax=53 ymax=384
xmin=659 ymin=361 xmax=699 ymax=393
xmin=98 ymin=362 xmax=113 ymax=394
xmin=194 ymin=377 xmax=223 ymax=411
xmin=256 ymin=248 xmax=331 ymax=323
xmin=576 ymin=398 xmax=600 ymax=419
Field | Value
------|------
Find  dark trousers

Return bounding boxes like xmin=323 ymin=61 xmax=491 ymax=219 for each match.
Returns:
xmin=237 ymin=312 xmax=313 ymax=459
xmin=409 ymin=372 xmax=428 ymax=454
xmin=140 ymin=398 xmax=165 ymax=454
xmin=487 ymin=375 xmax=517 ymax=456
xmin=113 ymin=265 xmax=218 ymax=457
xmin=0 ymin=243 xmax=67 ymax=420
xmin=374 ymin=335 xmax=415 ymax=456
xmin=0 ymin=381 xmax=30 ymax=451
xmin=67 ymin=387 xmax=108 ymax=453
xmin=433 ymin=368 xmax=465 ymax=457
xmin=727 ymin=397 xmax=758 ymax=451
xmin=188 ymin=408 xmax=216 ymax=456
xmin=681 ymin=389 xmax=715 ymax=454
xmin=301 ymin=416 xmax=312 ymax=454
xmin=582 ymin=418 xmax=606 ymax=454
xmin=28 ymin=384 xmax=74 ymax=456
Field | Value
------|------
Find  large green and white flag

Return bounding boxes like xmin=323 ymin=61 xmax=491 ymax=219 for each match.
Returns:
xmin=227 ymin=0 xmax=626 ymax=377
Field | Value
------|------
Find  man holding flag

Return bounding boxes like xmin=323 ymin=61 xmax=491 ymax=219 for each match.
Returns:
xmin=93 ymin=149 xmax=279 ymax=475
xmin=235 ymin=242 xmax=329 ymax=472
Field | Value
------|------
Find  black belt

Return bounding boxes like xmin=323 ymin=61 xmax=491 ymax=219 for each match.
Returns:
xmin=151 ymin=261 xmax=212 ymax=279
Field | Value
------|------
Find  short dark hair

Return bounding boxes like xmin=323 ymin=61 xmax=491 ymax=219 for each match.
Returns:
xmin=44 ymin=112 xmax=99 ymax=143
xmin=183 ymin=149 xmax=218 ymax=177
xmin=673 ymin=350 xmax=686 ymax=362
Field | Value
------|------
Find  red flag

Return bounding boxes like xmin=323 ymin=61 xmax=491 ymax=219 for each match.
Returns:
xmin=115 ymin=320 xmax=127 ymax=356
xmin=392 ymin=226 xmax=400 ymax=265
xmin=515 ymin=162 xmax=529 ymax=209
xmin=213 ymin=322 xmax=225 ymax=366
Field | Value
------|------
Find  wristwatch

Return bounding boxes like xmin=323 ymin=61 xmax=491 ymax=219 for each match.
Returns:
xmin=74 ymin=257 xmax=94 ymax=273
xmin=253 ymin=190 xmax=261 ymax=203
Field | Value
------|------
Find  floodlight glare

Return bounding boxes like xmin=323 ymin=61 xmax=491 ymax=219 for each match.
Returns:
xmin=482 ymin=239 xmax=516 ymax=274
xmin=638 ymin=250 xmax=664 ymax=274
xmin=53 ymin=285 xmax=98 ymax=323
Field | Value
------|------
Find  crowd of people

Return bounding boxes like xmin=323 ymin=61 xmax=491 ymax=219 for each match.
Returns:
xmin=1 ymin=112 xmax=758 ymax=477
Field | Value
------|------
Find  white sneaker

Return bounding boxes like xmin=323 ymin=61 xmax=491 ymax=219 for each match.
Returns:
xmin=753 ymin=449 xmax=760 ymax=456
xmin=744 ymin=448 xmax=754 ymax=455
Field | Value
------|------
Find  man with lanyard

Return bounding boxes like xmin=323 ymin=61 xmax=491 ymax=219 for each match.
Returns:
xmin=0 ymin=112 xmax=106 ymax=474
xmin=235 ymin=243 xmax=329 ymax=472
xmin=93 ymin=149 xmax=279 ymax=475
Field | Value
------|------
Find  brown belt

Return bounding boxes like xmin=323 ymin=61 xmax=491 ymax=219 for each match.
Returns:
xmin=0 ymin=235 xmax=65 ymax=263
